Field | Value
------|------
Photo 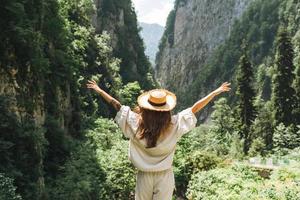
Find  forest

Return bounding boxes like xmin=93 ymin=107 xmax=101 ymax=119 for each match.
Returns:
xmin=0 ymin=0 xmax=300 ymax=200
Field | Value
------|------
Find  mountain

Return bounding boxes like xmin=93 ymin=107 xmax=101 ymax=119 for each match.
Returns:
xmin=155 ymin=0 xmax=300 ymax=121
xmin=0 ymin=0 xmax=156 ymax=198
xmin=92 ymin=0 xmax=156 ymax=89
xmin=139 ymin=22 xmax=164 ymax=65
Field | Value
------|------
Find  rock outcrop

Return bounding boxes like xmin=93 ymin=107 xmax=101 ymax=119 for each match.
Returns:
xmin=92 ymin=0 xmax=155 ymax=88
xmin=156 ymin=0 xmax=254 ymax=92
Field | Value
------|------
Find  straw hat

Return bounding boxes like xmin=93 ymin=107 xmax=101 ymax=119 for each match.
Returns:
xmin=137 ymin=89 xmax=177 ymax=111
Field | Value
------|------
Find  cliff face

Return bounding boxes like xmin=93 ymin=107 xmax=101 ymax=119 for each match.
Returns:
xmin=156 ymin=0 xmax=253 ymax=93
xmin=0 ymin=0 xmax=152 ymax=127
xmin=0 ymin=0 xmax=151 ymax=198
xmin=92 ymin=0 xmax=155 ymax=89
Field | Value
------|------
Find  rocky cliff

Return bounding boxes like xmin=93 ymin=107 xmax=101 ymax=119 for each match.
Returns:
xmin=92 ymin=0 xmax=155 ymax=89
xmin=0 ymin=0 xmax=154 ymax=198
xmin=156 ymin=0 xmax=253 ymax=99
xmin=0 ymin=0 xmax=153 ymax=128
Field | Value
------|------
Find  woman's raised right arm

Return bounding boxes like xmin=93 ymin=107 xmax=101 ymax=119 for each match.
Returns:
xmin=86 ymin=80 xmax=121 ymax=111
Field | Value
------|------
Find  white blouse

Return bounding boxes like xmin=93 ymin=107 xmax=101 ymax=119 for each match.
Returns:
xmin=114 ymin=105 xmax=197 ymax=172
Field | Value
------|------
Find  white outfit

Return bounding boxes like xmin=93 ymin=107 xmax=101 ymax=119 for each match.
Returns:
xmin=114 ymin=105 xmax=197 ymax=200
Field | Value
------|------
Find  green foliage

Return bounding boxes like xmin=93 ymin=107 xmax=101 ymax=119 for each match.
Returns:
xmin=97 ymin=141 xmax=135 ymax=200
xmin=228 ymin=133 xmax=244 ymax=160
xmin=0 ymin=96 xmax=48 ymax=199
xmin=48 ymin=141 xmax=106 ymax=200
xmin=174 ymin=130 xmax=222 ymax=198
xmin=273 ymin=123 xmax=300 ymax=155
xmin=186 ymin=164 xmax=261 ymax=200
xmin=76 ymin=32 xmax=124 ymax=120
xmin=0 ymin=173 xmax=22 ymax=200
xmin=0 ymin=0 xmax=155 ymax=199
xmin=184 ymin=151 xmax=221 ymax=174
xmin=86 ymin=118 xmax=136 ymax=199
xmin=49 ymin=118 xmax=135 ymax=200
xmin=250 ymin=99 xmax=274 ymax=154
xmin=255 ymin=62 xmax=273 ymax=100
xmin=2 ymin=0 xmax=300 ymax=199
xmin=235 ymin=50 xmax=256 ymax=153
xmin=177 ymin=0 xmax=281 ymax=111
xmin=271 ymin=27 xmax=297 ymax=126
xmin=293 ymin=31 xmax=300 ymax=124
xmin=282 ymin=147 xmax=300 ymax=162
xmin=119 ymin=81 xmax=142 ymax=108
xmin=186 ymin=163 xmax=300 ymax=200
xmin=248 ymin=137 xmax=266 ymax=157
xmin=205 ymin=98 xmax=239 ymax=155
xmin=85 ymin=118 xmax=124 ymax=149
xmin=43 ymin=116 xmax=73 ymax=177
xmin=156 ymin=9 xmax=176 ymax=64
xmin=280 ymin=0 xmax=300 ymax=35
xmin=99 ymin=0 xmax=155 ymax=89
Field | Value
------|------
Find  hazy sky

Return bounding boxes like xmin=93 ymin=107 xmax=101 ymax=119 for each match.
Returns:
xmin=132 ymin=0 xmax=174 ymax=26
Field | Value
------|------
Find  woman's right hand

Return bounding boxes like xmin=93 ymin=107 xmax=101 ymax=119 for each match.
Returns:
xmin=86 ymin=80 xmax=102 ymax=93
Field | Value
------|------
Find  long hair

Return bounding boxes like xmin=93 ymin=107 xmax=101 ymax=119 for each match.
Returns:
xmin=135 ymin=106 xmax=171 ymax=148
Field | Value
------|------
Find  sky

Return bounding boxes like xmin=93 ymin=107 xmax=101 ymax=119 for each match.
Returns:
xmin=132 ymin=0 xmax=175 ymax=26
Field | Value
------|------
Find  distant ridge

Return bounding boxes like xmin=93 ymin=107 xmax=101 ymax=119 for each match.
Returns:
xmin=139 ymin=22 xmax=164 ymax=65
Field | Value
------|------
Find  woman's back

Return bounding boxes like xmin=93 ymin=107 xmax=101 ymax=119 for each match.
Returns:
xmin=115 ymin=105 xmax=197 ymax=171
xmin=87 ymin=79 xmax=230 ymax=200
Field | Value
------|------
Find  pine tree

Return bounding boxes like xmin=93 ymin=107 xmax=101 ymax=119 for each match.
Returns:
xmin=294 ymin=64 xmax=300 ymax=125
xmin=251 ymin=98 xmax=274 ymax=152
xmin=293 ymin=33 xmax=300 ymax=125
xmin=235 ymin=47 xmax=256 ymax=154
xmin=271 ymin=27 xmax=296 ymax=126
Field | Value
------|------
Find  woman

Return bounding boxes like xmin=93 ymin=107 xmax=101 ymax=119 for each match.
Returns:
xmin=87 ymin=80 xmax=231 ymax=200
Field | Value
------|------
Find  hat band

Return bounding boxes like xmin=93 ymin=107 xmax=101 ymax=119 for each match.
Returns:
xmin=148 ymin=99 xmax=166 ymax=107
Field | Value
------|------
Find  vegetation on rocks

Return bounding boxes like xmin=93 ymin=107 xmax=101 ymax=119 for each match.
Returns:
xmin=1 ymin=0 xmax=300 ymax=199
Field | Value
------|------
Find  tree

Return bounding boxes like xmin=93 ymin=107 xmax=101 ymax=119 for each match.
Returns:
xmin=235 ymin=47 xmax=256 ymax=154
xmin=0 ymin=173 xmax=22 ymax=200
xmin=250 ymin=98 xmax=274 ymax=155
xmin=271 ymin=27 xmax=296 ymax=126
xmin=119 ymin=81 xmax=141 ymax=108
xmin=209 ymin=98 xmax=237 ymax=155
xmin=294 ymin=65 xmax=300 ymax=125
xmin=273 ymin=123 xmax=300 ymax=155
xmin=293 ymin=31 xmax=300 ymax=125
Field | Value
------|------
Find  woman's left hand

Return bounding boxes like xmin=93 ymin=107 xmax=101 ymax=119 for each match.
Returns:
xmin=86 ymin=80 xmax=102 ymax=93
xmin=213 ymin=82 xmax=231 ymax=95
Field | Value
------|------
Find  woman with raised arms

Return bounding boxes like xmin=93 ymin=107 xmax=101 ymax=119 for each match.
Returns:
xmin=87 ymin=80 xmax=231 ymax=200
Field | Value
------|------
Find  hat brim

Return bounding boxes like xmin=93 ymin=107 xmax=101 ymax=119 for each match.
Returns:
xmin=137 ymin=89 xmax=177 ymax=111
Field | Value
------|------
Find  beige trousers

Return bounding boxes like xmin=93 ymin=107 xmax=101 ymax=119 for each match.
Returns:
xmin=135 ymin=168 xmax=175 ymax=200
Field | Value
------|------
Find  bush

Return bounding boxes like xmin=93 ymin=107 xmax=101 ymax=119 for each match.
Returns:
xmin=273 ymin=123 xmax=300 ymax=155
xmin=97 ymin=140 xmax=136 ymax=199
xmin=0 ymin=173 xmax=22 ymax=200
xmin=186 ymin=163 xmax=300 ymax=200
xmin=49 ymin=117 xmax=136 ymax=200
xmin=184 ymin=151 xmax=221 ymax=174
xmin=48 ymin=143 xmax=106 ymax=200
xmin=174 ymin=132 xmax=221 ymax=198
xmin=119 ymin=81 xmax=141 ymax=108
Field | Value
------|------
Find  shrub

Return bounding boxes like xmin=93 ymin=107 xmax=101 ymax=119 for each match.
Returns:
xmin=174 ymin=138 xmax=221 ymax=198
xmin=0 ymin=173 xmax=22 ymax=200
xmin=49 ymin=117 xmax=136 ymax=200
xmin=184 ymin=151 xmax=221 ymax=174
xmin=273 ymin=123 xmax=300 ymax=155
xmin=186 ymin=163 xmax=300 ymax=200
